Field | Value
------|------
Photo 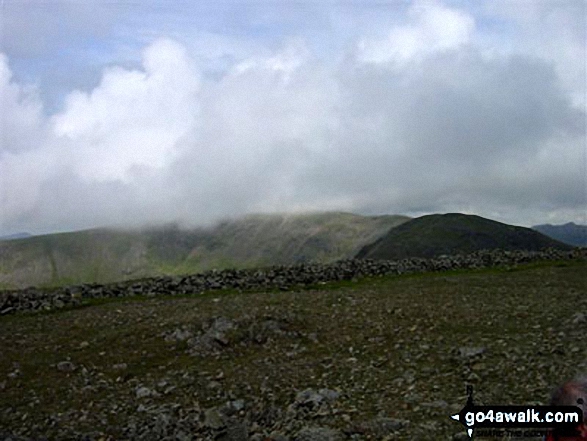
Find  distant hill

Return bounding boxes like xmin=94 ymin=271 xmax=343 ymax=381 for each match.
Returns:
xmin=532 ymin=222 xmax=587 ymax=247
xmin=356 ymin=213 xmax=573 ymax=261
xmin=0 ymin=232 xmax=32 ymax=241
xmin=0 ymin=212 xmax=409 ymax=290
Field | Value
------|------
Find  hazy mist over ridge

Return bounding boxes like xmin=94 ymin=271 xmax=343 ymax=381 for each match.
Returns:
xmin=1 ymin=0 xmax=585 ymax=236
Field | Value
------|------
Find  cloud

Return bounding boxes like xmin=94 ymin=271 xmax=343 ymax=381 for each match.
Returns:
xmin=482 ymin=0 xmax=586 ymax=108
xmin=0 ymin=54 xmax=47 ymax=155
xmin=0 ymin=2 xmax=585 ymax=235
xmin=51 ymin=39 xmax=200 ymax=182
xmin=358 ymin=1 xmax=475 ymax=65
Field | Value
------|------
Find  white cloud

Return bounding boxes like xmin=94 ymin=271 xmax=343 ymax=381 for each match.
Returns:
xmin=0 ymin=54 xmax=47 ymax=155
xmin=51 ymin=39 xmax=200 ymax=182
xmin=358 ymin=1 xmax=475 ymax=65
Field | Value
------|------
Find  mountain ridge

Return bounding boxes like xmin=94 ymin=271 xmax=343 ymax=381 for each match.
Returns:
xmin=2 ymin=211 xmax=579 ymax=290
xmin=0 ymin=212 xmax=408 ymax=289
xmin=532 ymin=222 xmax=587 ymax=247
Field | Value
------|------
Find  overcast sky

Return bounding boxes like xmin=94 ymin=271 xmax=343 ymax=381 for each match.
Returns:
xmin=0 ymin=0 xmax=585 ymax=235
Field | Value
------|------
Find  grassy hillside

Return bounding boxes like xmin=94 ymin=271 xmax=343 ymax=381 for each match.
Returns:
xmin=0 ymin=212 xmax=409 ymax=289
xmin=356 ymin=213 xmax=573 ymax=260
xmin=1 ymin=260 xmax=584 ymax=439
xmin=0 ymin=229 xmax=149 ymax=289
xmin=183 ymin=212 xmax=408 ymax=270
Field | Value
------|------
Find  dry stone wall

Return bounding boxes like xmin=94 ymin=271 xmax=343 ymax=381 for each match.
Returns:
xmin=1 ymin=248 xmax=585 ymax=315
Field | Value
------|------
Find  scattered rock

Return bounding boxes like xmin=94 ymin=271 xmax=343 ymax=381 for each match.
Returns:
xmin=296 ymin=427 xmax=343 ymax=441
xmin=295 ymin=388 xmax=340 ymax=407
xmin=458 ymin=346 xmax=486 ymax=359
xmin=164 ymin=327 xmax=193 ymax=342
xmin=135 ymin=386 xmax=153 ymax=399
xmin=204 ymin=407 xmax=225 ymax=430
xmin=572 ymin=312 xmax=586 ymax=324
xmin=56 ymin=361 xmax=75 ymax=372
xmin=221 ymin=419 xmax=248 ymax=441
xmin=361 ymin=417 xmax=409 ymax=437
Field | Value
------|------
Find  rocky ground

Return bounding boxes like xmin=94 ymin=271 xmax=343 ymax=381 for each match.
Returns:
xmin=0 ymin=255 xmax=585 ymax=440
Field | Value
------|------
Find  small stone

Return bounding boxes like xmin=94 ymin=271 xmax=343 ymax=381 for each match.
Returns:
xmin=112 ymin=363 xmax=128 ymax=370
xmin=471 ymin=362 xmax=485 ymax=371
xmin=307 ymin=333 xmax=319 ymax=343
xmin=422 ymin=400 xmax=448 ymax=409
xmin=226 ymin=399 xmax=245 ymax=412
xmin=572 ymin=313 xmax=586 ymax=324
xmin=57 ymin=361 xmax=75 ymax=372
xmin=366 ymin=417 xmax=408 ymax=436
xmin=458 ymin=346 xmax=486 ymax=358
xmin=318 ymin=388 xmax=340 ymax=402
xmin=296 ymin=427 xmax=343 ymax=441
xmin=79 ymin=341 xmax=90 ymax=349
xmin=135 ymin=386 xmax=152 ymax=399
xmin=225 ymin=419 xmax=248 ymax=440
xmin=204 ymin=407 xmax=225 ymax=429
xmin=165 ymin=328 xmax=193 ymax=342
xmin=163 ymin=386 xmax=176 ymax=395
xmin=268 ymin=431 xmax=289 ymax=441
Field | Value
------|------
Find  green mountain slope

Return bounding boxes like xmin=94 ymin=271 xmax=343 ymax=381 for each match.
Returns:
xmin=356 ymin=213 xmax=573 ymax=260
xmin=0 ymin=212 xmax=409 ymax=289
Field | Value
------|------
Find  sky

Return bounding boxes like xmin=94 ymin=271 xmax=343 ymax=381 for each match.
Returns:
xmin=0 ymin=0 xmax=585 ymax=235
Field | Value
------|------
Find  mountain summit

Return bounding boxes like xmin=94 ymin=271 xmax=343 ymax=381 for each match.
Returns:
xmin=356 ymin=213 xmax=573 ymax=260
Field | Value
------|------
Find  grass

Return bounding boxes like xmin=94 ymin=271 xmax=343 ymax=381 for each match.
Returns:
xmin=0 ymin=212 xmax=409 ymax=290
xmin=0 ymin=260 xmax=585 ymax=439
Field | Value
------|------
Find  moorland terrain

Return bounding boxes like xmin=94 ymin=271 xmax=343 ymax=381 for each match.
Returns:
xmin=0 ymin=259 xmax=585 ymax=440
xmin=0 ymin=212 xmax=585 ymax=440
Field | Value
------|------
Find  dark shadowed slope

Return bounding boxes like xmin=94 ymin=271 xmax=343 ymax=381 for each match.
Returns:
xmin=356 ymin=213 xmax=573 ymax=260
xmin=532 ymin=222 xmax=587 ymax=247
